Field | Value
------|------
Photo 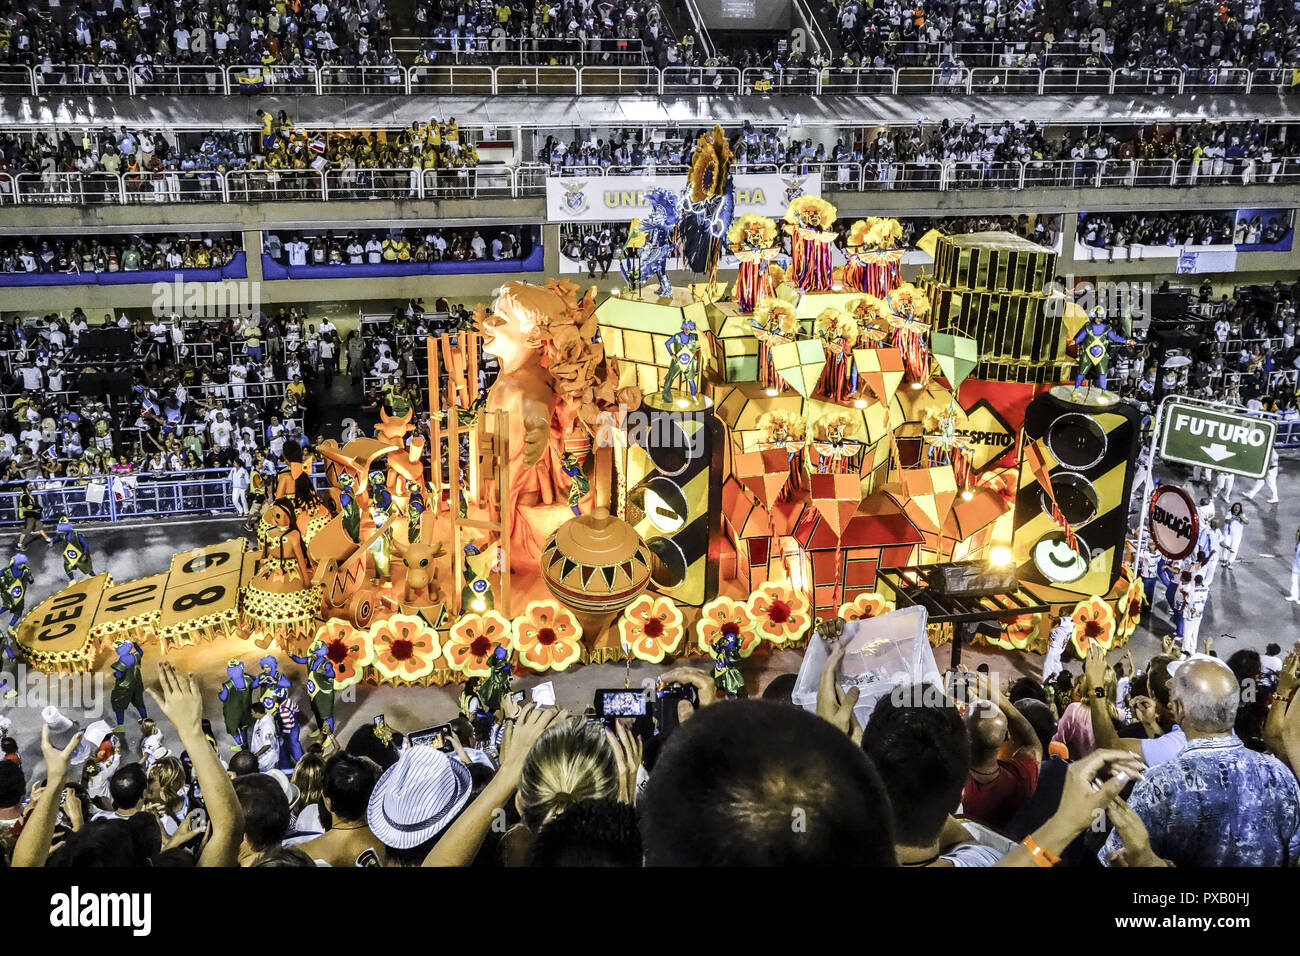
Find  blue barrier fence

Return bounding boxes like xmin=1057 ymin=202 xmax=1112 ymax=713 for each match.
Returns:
xmin=260 ymin=246 xmax=544 ymax=280
xmin=1271 ymin=416 xmax=1300 ymax=448
xmin=0 ymin=255 xmax=248 ymax=287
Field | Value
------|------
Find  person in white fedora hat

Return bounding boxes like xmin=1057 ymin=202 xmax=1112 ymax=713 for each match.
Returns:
xmin=367 ymin=746 xmax=472 ymax=865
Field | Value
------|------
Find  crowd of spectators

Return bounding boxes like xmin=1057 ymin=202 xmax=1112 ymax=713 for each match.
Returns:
xmin=0 ymin=0 xmax=392 ymax=72
xmin=265 ymin=226 xmax=538 ymax=265
xmin=3 ymin=627 xmax=1298 ymax=869
xmin=411 ymin=0 xmax=666 ymax=65
xmin=0 ymin=233 xmax=239 ymax=275
xmin=1079 ymin=211 xmax=1239 ymax=249
xmin=0 ymin=305 xmax=355 ymax=519
xmin=0 ymin=118 xmax=483 ymax=202
xmin=818 ymin=0 xmax=1300 ymax=72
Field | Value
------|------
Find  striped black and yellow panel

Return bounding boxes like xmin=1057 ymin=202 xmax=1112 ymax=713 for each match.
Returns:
xmin=1011 ymin=393 xmax=1141 ymax=596
xmin=617 ymin=402 xmax=724 ymax=607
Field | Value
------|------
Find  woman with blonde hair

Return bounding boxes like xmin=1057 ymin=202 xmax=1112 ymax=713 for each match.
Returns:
xmin=291 ymin=751 xmax=328 ymax=832
xmin=145 ymin=756 xmax=189 ymax=837
xmin=500 ymin=718 xmax=623 ymax=866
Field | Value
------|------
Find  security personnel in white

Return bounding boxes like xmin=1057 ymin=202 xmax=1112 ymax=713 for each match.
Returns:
xmin=1042 ymin=614 xmax=1073 ymax=682
xmin=1180 ymin=573 xmax=1209 ymax=656
xmin=1289 ymin=527 xmax=1300 ymax=603
xmin=1244 ymin=447 xmax=1280 ymax=504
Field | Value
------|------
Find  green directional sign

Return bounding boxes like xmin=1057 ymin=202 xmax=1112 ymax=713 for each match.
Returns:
xmin=1158 ymin=401 xmax=1276 ymax=479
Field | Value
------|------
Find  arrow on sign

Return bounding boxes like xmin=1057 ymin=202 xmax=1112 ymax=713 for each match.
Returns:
xmin=1201 ymin=443 xmax=1235 ymax=462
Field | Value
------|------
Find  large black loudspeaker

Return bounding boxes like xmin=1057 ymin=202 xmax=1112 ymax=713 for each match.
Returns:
xmin=616 ymin=404 xmax=723 ymax=607
xmin=1011 ymin=393 xmax=1141 ymax=596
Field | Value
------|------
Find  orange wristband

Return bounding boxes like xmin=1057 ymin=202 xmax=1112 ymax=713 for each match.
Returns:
xmin=1022 ymin=834 xmax=1060 ymax=867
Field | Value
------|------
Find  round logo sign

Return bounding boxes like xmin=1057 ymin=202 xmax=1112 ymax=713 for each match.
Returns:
xmin=1149 ymin=485 xmax=1198 ymax=560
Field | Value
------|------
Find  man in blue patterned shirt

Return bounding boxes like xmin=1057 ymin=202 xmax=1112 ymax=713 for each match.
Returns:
xmin=1100 ymin=655 xmax=1300 ymax=867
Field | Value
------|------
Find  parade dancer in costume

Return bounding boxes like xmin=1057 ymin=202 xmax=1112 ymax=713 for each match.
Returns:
xmin=1221 ymin=502 xmax=1248 ymax=569
xmin=110 ymin=639 xmax=148 ymax=734
xmin=290 ymin=639 xmax=336 ymax=739
xmin=709 ymin=629 xmax=745 ymax=697
xmin=660 ymin=319 xmax=701 ymax=404
xmin=478 ymin=645 xmax=513 ymax=714
xmin=1042 ymin=614 xmax=1073 ymax=682
xmin=0 ymin=553 xmax=31 ymax=654
xmin=1071 ymin=307 xmax=1134 ymax=391
xmin=54 ymin=516 xmax=94 ymax=582
xmin=256 ymin=655 xmax=301 ymax=766
xmin=1244 ymin=448 xmax=1280 ymax=503
xmin=217 ymin=658 xmax=255 ymax=751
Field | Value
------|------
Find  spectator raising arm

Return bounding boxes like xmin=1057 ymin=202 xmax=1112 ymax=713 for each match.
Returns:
xmin=147 ymin=661 xmax=244 ymax=867
xmin=1085 ymin=644 xmax=1144 ymax=756
xmin=10 ymin=726 xmax=83 ymax=867
xmin=423 ymin=703 xmax=563 ymax=867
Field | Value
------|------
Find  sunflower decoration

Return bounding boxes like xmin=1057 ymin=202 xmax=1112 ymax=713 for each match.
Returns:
xmin=312 ymin=619 xmax=374 ymax=690
xmin=1070 ymin=595 xmax=1117 ymax=657
xmin=445 ymin=610 xmax=513 ymax=676
xmin=1115 ymin=570 xmax=1145 ymax=640
xmin=747 ymin=581 xmax=813 ymax=645
xmin=512 ymin=600 xmax=584 ymax=672
xmin=695 ymin=596 xmax=761 ymax=656
xmin=847 ymin=295 xmax=892 ymax=344
xmin=370 ymin=613 xmax=443 ymax=683
xmin=985 ymin=612 xmax=1044 ymax=651
xmin=688 ymin=124 xmax=733 ymax=204
xmin=618 ymin=595 xmax=686 ymax=664
xmin=838 ymin=592 xmax=895 ymax=622
xmin=727 ymin=213 xmax=779 ymax=254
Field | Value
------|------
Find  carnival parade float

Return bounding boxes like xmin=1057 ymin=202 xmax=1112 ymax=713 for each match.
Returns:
xmin=14 ymin=130 xmax=1145 ymax=697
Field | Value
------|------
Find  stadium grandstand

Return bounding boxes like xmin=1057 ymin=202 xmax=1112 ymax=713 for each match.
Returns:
xmin=2 ymin=0 xmax=1300 ymax=900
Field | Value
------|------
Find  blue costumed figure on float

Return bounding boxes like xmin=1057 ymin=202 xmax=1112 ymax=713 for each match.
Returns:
xmin=620 ymin=187 xmax=681 ymax=298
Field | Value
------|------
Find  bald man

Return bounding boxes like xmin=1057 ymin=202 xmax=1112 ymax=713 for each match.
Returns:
xmin=1100 ymin=655 xmax=1300 ymax=867
xmin=960 ymin=677 xmax=1043 ymax=832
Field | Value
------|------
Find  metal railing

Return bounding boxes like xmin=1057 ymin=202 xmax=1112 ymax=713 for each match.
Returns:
xmin=0 ymin=470 xmax=238 ymax=525
xmin=2 ymin=62 xmax=1294 ymax=97
xmin=6 ymin=157 xmax=1300 ymax=208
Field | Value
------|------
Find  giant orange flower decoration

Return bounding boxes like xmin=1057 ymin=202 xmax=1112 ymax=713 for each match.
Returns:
xmin=747 ymin=582 xmax=813 ymax=645
xmin=696 ymin=596 xmax=760 ymax=656
xmin=838 ymin=592 xmax=895 ymax=622
xmin=313 ymin=619 xmax=374 ymax=689
xmin=619 ymin=595 xmax=685 ymax=664
xmin=370 ymin=613 xmax=442 ymax=682
xmin=1070 ymin=596 xmax=1116 ymax=656
xmin=986 ymin=613 xmax=1043 ymax=651
xmin=445 ymin=610 xmax=512 ymax=676
xmin=1115 ymin=573 xmax=1145 ymax=640
xmin=512 ymin=600 xmax=584 ymax=672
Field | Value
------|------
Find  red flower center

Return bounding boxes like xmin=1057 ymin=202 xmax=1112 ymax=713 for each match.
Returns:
xmin=1084 ymin=620 xmax=1104 ymax=640
xmin=644 ymin=617 xmax=664 ymax=639
xmin=721 ymin=622 xmax=740 ymax=638
xmin=768 ymin=600 xmax=792 ymax=625
xmin=326 ymin=639 xmax=348 ymax=665
xmin=537 ymin=627 xmax=557 ymax=646
xmin=470 ymin=636 xmax=491 ymax=658
xmin=390 ymin=638 xmax=414 ymax=661
xmin=861 ymin=606 xmax=876 ymax=618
